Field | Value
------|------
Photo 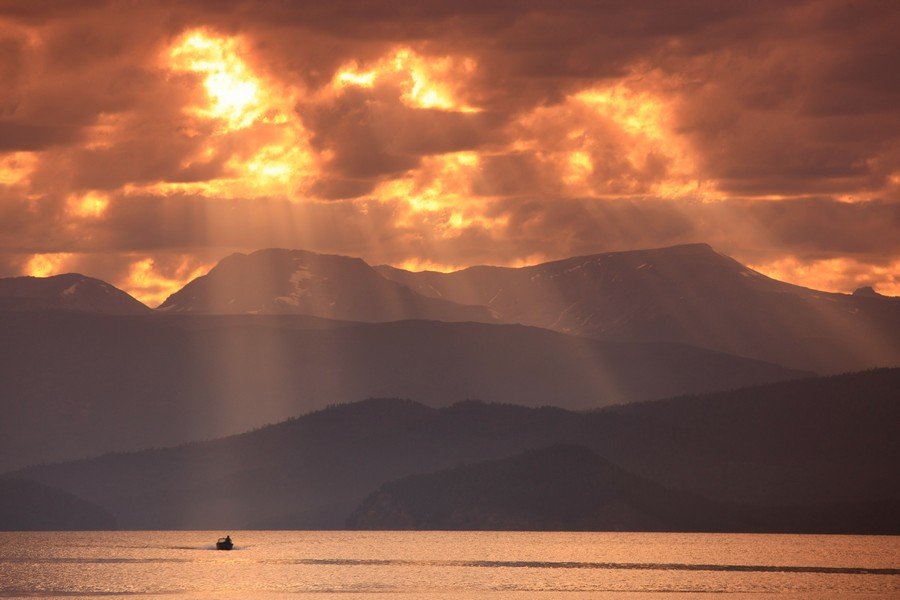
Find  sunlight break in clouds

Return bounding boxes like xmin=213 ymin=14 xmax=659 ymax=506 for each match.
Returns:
xmin=124 ymin=256 xmax=212 ymax=307
xmin=66 ymin=191 xmax=110 ymax=218
xmin=132 ymin=29 xmax=317 ymax=199
xmin=0 ymin=2 xmax=897 ymax=299
xmin=169 ymin=31 xmax=266 ymax=130
xmin=21 ymin=252 xmax=212 ymax=307
xmin=333 ymin=48 xmax=480 ymax=113
xmin=751 ymin=257 xmax=900 ymax=297
xmin=25 ymin=253 xmax=73 ymax=278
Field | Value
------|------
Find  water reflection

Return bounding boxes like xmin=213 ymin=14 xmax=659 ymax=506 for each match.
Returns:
xmin=0 ymin=531 xmax=897 ymax=597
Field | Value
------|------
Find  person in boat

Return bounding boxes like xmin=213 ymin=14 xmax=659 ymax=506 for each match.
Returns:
xmin=225 ymin=535 xmax=232 ymax=545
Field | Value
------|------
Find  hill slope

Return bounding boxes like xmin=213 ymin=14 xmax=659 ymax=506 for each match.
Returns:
xmin=0 ymin=309 xmax=803 ymax=470
xmin=377 ymin=243 xmax=900 ymax=373
xmin=0 ymin=478 xmax=116 ymax=531
xmin=348 ymin=445 xmax=897 ymax=534
xmin=0 ymin=273 xmax=150 ymax=314
xmin=10 ymin=369 xmax=897 ymax=530
xmin=158 ymin=248 xmax=493 ymax=323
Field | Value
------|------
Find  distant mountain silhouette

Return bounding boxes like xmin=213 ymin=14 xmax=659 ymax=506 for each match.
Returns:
xmin=0 ymin=309 xmax=804 ymax=470
xmin=10 ymin=369 xmax=896 ymax=531
xmin=0 ymin=273 xmax=150 ymax=314
xmin=348 ymin=445 xmax=897 ymax=534
xmin=377 ymin=243 xmax=900 ymax=373
xmin=853 ymin=285 xmax=891 ymax=299
xmin=0 ymin=478 xmax=116 ymax=531
xmin=158 ymin=248 xmax=493 ymax=322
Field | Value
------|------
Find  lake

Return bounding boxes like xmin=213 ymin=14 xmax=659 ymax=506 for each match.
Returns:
xmin=1 ymin=531 xmax=897 ymax=597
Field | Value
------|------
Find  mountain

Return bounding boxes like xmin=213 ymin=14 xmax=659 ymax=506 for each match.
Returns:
xmin=348 ymin=445 xmax=897 ymax=534
xmin=853 ymin=286 xmax=890 ymax=299
xmin=158 ymin=248 xmax=493 ymax=323
xmin=347 ymin=444 xmax=742 ymax=532
xmin=0 ymin=273 xmax=150 ymax=314
xmin=0 ymin=309 xmax=803 ymax=471
xmin=9 ymin=369 xmax=896 ymax=530
xmin=377 ymin=243 xmax=900 ymax=373
xmin=0 ymin=478 xmax=116 ymax=531
xmin=611 ymin=365 xmax=900 ymax=475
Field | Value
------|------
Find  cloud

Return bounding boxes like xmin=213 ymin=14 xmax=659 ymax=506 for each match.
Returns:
xmin=0 ymin=0 xmax=897 ymax=298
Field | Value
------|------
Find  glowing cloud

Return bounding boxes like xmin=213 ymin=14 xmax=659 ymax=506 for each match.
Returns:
xmin=567 ymin=81 xmax=718 ymax=199
xmin=66 ymin=191 xmax=110 ymax=218
xmin=25 ymin=253 xmax=73 ymax=278
xmin=0 ymin=3 xmax=897 ymax=297
xmin=169 ymin=31 xmax=264 ymax=130
xmin=158 ymin=29 xmax=316 ymax=199
xmin=372 ymin=151 xmax=507 ymax=236
xmin=750 ymin=256 xmax=900 ymax=296
xmin=0 ymin=152 xmax=38 ymax=188
xmin=124 ymin=256 xmax=212 ymax=307
xmin=394 ymin=258 xmax=464 ymax=273
xmin=333 ymin=48 xmax=480 ymax=113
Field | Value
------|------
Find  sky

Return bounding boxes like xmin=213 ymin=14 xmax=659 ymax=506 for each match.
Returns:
xmin=0 ymin=0 xmax=898 ymax=306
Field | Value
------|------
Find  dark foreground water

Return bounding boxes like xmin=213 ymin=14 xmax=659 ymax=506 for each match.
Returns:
xmin=0 ymin=531 xmax=897 ymax=598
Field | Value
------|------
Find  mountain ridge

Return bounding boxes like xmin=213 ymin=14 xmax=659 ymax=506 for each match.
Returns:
xmin=157 ymin=248 xmax=494 ymax=323
xmin=347 ymin=444 xmax=898 ymax=534
xmin=9 ymin=368 xmax=897 ymax=530
xmin=0 ymin=273 xmax=150 ymax=314
xmin=6 ymin=244 xmax=897 ymax=375
xmin=376 ymin=243 xmax=900 ymax=373
xmin=0 ymin=309 xmax=804 ymax=470
xmin=0 ymin=478 xmax=117 ymax=531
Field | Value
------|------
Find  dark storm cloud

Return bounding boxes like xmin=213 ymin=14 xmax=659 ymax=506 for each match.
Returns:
xmin=0 ymin=121 xmax=80 ymax=150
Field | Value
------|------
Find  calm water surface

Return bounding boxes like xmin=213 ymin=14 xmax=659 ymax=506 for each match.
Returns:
xmin=0 ymin=531 xmax=897 ymax=598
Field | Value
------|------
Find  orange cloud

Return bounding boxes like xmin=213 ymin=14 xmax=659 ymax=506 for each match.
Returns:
xmin=123 ymin=255 xmax=212 ymax=307
xmin=66 ymin=191 xmax=109 ymax=218
xmin=1 ymin=3 xmax=898 ymax=297
xmin=19 ymin=251 xmax=212 ymax=307
xmin=507 ymin=77 xmax=718 ymax=200
xmin=333 ymin=47 xmax=480 ymax=113
xmin=24 ymin=253 xmax=74 ymax=278
xmin=122 ymin=28 xmax=319 ymax=199
xmin=750 ymin=257 xmax=900 ymax=297
xmin=0 ymin=152 xmax=38 ymax=188
xmin=169 ymin=30 xmax=267 ymax=130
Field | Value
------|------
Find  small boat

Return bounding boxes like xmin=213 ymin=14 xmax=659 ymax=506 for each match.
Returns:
xmin=216 ymin=536 xmax=233 ymax=550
